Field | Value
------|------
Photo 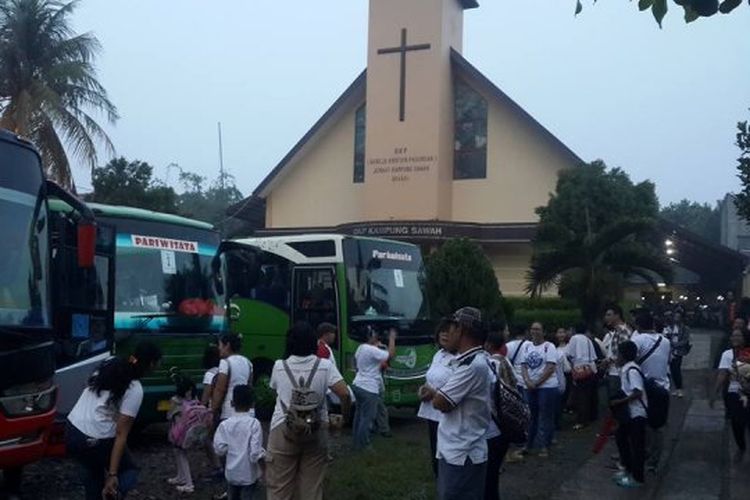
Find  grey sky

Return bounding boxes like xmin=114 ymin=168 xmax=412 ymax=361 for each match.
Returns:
xmin=71 ymin=0 xmax=750 ymax=206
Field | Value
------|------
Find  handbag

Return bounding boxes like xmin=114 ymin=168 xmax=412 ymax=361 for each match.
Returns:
xmin=572 ymin=338 xmax=596 ymax=382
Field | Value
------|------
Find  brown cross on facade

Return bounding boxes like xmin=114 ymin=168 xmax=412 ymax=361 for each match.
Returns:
xmin=377 ymin=28 xmax=431 ymax=122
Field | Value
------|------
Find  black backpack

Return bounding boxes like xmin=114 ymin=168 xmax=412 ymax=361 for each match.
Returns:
xmin=487 ymin=359 xmax=530 ymax=444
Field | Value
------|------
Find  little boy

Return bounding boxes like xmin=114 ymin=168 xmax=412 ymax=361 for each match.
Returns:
xmin=609 ymin=340 xmax=647 ymax=488
xmin=213 ymin=385 xmax=265 ymax=500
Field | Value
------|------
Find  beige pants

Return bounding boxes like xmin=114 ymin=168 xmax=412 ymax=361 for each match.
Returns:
xmin=266 ymin=425 xmax=328 ymax=500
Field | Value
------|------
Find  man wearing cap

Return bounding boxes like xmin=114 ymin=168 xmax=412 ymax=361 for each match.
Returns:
xmin=420 ymin=307 xmax=492 ymax=500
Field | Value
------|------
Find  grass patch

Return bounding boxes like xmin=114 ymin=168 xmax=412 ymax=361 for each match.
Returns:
xmin=325 ymin=425 xmax=436 ymax=500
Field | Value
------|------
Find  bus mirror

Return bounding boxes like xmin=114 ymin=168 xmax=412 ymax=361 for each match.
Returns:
xmin=77 ymin=222 xmax=96 ymax=268
xmin=211 ymin=254 xmax=224 ymax=295
xmin=229 ymin=303 xmax=241 ymax=321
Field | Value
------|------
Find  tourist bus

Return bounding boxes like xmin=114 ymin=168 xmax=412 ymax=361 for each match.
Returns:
xmin=49 ymin=202 xmax=226 ymax=424
xmin=0 ymin=130 xmax=106 ymax=482
xmin=219 ymin=234 xmax=435 ymax=407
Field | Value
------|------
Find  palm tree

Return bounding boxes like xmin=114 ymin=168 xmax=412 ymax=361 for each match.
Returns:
xmin=0 ymin=0 xmax=118 ymax=190
xmin=527 ymin=214 xmax=673 ymax=329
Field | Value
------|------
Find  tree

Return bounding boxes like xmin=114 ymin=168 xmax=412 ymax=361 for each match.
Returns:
xmin=661 ymin=199 xmax=720 ymax=242
xmin=88 ymin=157 xmax=178 ymax=214
xmin=425 ymin=238 xmax=505 ymax=323
xmin=176 ymin=170 xmax=244 ymax=231
xmin=733 ymin=113 xmax=750 ymax=221
xmin=527 ymin=161 xmax=673 ymax=328
xmin=575 ymin=0 xmax=747 ymax=26
xmin=0 ymin=0 xmax=118 ymax=190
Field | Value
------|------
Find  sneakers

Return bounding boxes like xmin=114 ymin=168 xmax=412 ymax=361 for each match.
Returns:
xmin=538 ymin=448 xmax=550 ymax=458
xmin=673 ymin=389 xmax=684 ymax=398
xmin=167 ymin=477 xmax=184 ymax=485
xmin=612 ymin=470 xmax=629 ymax=481
xmin=175 ymin=484 xmax=195 ymax=494
xmin=505 ymin=449 xmax=526 ymax=463
xmin=615 ymin=476 xmax=643 ymax=488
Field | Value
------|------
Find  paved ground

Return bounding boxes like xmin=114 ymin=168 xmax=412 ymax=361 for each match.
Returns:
xmin=2 ymin=329 xmax=746 ymax=500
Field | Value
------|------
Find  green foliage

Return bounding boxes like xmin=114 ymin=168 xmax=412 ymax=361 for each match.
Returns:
xmin=512 ymin=308 xmax=583 ymax=333
xmin=528 ymin=161 xmax=673 ymax=328
xmin=0 ymin=0 xmax=118 ymax=189
xmin=88 ymin=158 xmax=178 ymax=214
xmin=504 ymin=296 xmax=578 ymax=312
xmin=733 ymin=114 xmax=750 ymax=222
xmin=575 ymin=0 xmax=747 ymax=25
xmin=176 ymin=170 xmax=244 ymax=232
xmin=425 ymin=238 xmax=505 ymax=323
xmin=660 ymin=199 xmax=720 ymax=242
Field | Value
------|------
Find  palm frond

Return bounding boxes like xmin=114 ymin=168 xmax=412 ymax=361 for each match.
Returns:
xmin=588 ymin=217 xmax=657 ymax=261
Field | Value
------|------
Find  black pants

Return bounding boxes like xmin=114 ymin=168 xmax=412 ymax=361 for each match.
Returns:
xmin=427 ymin=419 xmax=439 ymax=477
xmin=726 ymin=392 xmax=750 ymax=451
xmin=669 ymin=357 xmax=684 ymax=390
xmin=615 ymin=416 xmax=646 ymax=483
xmin=65 ymin=422 xmax=138 ymax=500
xmin=484 ymin=435 xmax=511 ymax=500
xmin=572 ymin=378 xmax=598 ymax=425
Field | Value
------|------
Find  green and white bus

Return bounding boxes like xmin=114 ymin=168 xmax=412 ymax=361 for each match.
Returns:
xmin=220 ymin=234 xmax=436 ymax=407
xmin=50 ymin=202 xmax=226 ymax=423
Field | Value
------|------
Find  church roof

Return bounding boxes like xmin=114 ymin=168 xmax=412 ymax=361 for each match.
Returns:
xmin=251 ymin=50 xmax=582 ymax=199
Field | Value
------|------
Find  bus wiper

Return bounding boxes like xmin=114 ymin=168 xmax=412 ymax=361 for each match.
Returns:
xmin=130 ymin=312 xmax=176 ymax=330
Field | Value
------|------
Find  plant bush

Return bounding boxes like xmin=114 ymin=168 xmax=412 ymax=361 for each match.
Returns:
xmin=504 ymin=296 xmax=578 ymax=312
xmin=511 ymin=308 xmax=582 ymax=333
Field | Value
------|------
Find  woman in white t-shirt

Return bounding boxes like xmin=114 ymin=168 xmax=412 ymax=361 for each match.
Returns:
xmin=417 ymin=320 xmax=455 ymax=477
xmin=711 ymin=328 xmax=750 ymax=459
xmin=212 ymin=333 xmax=253 ymax=421
xmin=266 ymin=322 xmax=350 ymax=500
xmin=199 ymin=344 xmax=222 ymax=475
xmin=352 ymin=326 xmax=397 ymax=450
xmin=66 ymin=341 xmax=162 ymax=500
xmin=521 ymin=322 xmax=558 ymax=457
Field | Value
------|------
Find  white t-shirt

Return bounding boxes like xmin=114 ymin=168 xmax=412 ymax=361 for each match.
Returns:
xmin=620 ymin=361 xmax=648 ymax=419
xmin=505 ymin=339 xmax=528 ymax=389
xmin=632 ymin=333 xmax=671 ymax=390
xmin=218 ymin=355 xmax=253 ymax=419
xmin=521 ymin=341 xmax=559 ymax=389
xmin=203 ymin=367 xmax=219 ymax=386
xmin=565 ymin=334 xmax=598 ymax=372
xmin=68 ymin=381 xmax=144 ymax=439
xmin=417 ymin=349 xmax=455 ymax=423
xmin=213 ymin=413 xmax=265 ymax=486
xmin=269 ymin=355 xmax=344 ymax=431
xmin=718 ymin=349 xmax=741 ymax=393
xmin=353 ymin=344 xmax=389 ymax=394
xmin=436 ymin=347 xmax=491 ymax=466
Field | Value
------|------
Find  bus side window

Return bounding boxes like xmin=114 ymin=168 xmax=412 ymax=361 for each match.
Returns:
xmin=226 ymin=250 xmax=291 ymax=313
xmin=293 ymin=268 xmax=337 ymax=330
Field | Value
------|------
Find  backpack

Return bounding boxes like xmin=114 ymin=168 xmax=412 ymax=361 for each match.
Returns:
xmin=279 ymin=358 xmax=323 ymax=441
xmin=487 ymin=359 xmax=530 ymax=444
xmin=169 ymin=400 xmax=214 ymax=449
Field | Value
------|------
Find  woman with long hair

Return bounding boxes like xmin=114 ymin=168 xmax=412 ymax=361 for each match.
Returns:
xmin=66 ymin=341 xmax=162 ymax=500
xmin=211 ymin=333 xmax=253 ymax=421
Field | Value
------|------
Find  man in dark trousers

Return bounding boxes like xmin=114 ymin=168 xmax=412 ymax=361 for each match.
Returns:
xmin=421 ymin=307 xmax=491 ymax=500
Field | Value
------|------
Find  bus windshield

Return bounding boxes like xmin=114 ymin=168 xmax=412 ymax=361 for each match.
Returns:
xmin=104 ymin=217 xmax=225 ymax=333
xmin=0 ymin=141 xmax=49 ymax=329
xmin=343 ymin=238 xmax=429 ymax=322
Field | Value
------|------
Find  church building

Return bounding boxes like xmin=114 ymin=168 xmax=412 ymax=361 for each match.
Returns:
xmin=231 ymin=0 xmax=584 ymax=296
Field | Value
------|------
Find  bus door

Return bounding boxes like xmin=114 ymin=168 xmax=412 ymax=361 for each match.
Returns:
xmin=291 ymin=265 xmax=339 ymax=340
xmin=50 ymin=214 xmax=116 ymax=420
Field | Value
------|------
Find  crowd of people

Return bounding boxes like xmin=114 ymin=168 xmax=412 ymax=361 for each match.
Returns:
xmin=60 ymin=301 xmax=750 ymax=500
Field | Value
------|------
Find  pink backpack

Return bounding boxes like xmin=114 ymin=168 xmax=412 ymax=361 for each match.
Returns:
xmin=169 ymin=400 xmax=213 ymax=449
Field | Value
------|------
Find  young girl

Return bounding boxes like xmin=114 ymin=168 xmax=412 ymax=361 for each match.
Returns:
xmin=167 ymin=377 xmax=199 ymax=494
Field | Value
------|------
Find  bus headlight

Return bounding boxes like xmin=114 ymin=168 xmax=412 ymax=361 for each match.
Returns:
xmin=0 ymin=383 xmax=56 ymax=417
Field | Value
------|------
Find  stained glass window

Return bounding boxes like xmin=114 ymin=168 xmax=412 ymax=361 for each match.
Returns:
xmin=353 ymin=104 xmax=366 ymax=183
xmin=454 ymin=79 xmax=488 ymax=180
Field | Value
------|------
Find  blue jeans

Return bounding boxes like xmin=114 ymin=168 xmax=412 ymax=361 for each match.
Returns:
xmin=437 ymin=458 xmax=486 ymax=500
xmin=525 ymin=388 xmax=557 ymax=450
xmin=352 ymin=385 xmax=380 ymax=450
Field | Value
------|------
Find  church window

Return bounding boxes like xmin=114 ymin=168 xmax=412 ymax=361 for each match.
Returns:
xmin=454 ymin=79 xmax=488 ymax=180
xmin=353 ymin=104 xmax=366 ymax=183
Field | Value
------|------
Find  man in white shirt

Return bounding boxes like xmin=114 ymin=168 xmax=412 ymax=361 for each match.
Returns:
xmin=631 ymin=313 xmax=671 ymax=473
xmin=505 ymin=326 xmax=529 ymax=392
xmin=351 ymin=327 xmax=396 ymax=450
xmin=602 ymin=304 xmax=632 ymax=397
xmin=421 ymin=307 xmax=491 ymax=500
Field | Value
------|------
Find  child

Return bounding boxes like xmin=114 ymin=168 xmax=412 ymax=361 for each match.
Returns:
xmin=201 ymin=345 xmax=221 ymax=407
xmin=167 ymin=376 xmax=198 ymax=494
xmin=213 ymin=385 xmax=265 ymax=500
xmin=609 ymin=340 xmax=647 ymax=488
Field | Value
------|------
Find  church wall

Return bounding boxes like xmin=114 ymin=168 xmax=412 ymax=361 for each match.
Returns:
xmin=265 ymin=105 xmax=364 ymax=228
xmin=451 ymin=88 xmax=576 ymax=224
xmin=484 ymin=243 xmax=533 ymax=297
